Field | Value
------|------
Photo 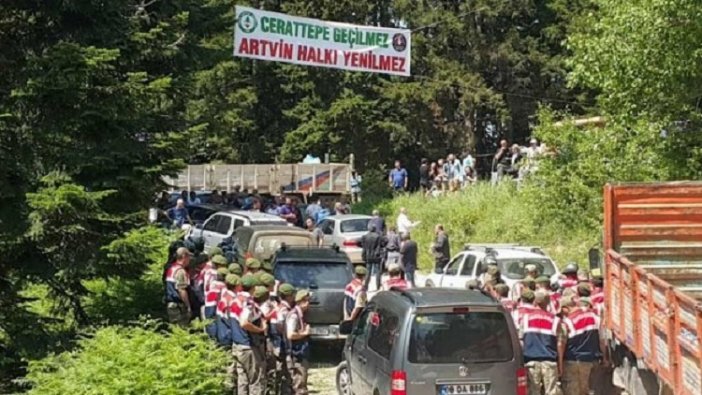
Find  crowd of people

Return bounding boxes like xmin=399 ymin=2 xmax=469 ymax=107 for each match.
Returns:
xmin=156 ymin=188 xmax=352 ymax=231
xmin=163 ymin=235 xmax=320 ymax=395
xmin=386 ymin=138 xmax=546 ymax=197
xmin=477 ymin=259 xmax=607 ymax=395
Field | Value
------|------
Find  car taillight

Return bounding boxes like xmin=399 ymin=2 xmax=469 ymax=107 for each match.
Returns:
xmin=343 ymin=239 xmax=358 ymax=247
xmin=516 ymin=367 xmax=527 ymax=395
xmin=391 ymin=370 xmax=406 ymax=395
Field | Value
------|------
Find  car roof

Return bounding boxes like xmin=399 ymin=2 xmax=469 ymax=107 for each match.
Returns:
xmin=238 ymin=225 xmax=302 ymax=233
xmin=326 ymin=214 xmax=373 ymax=221
xmin=462 ymin=248 xmax=549 ymax=260
xmin=274 ymin=247 xmax=350 ymax=262
xmin=218 ymin=210 xmax=286 ymax=221
xmin=387 ymin=288 xmax=499 ymax=308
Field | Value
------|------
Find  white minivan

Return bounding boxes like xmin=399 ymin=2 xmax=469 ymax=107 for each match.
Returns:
xmin=189 ymin=210 xmax=288 ymax=252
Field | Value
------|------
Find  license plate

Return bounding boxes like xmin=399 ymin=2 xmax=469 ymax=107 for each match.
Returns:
xmin=438 ymin=383 xmax=488 ymax=395
xmin=310 ymin=326 xmax=329 ymax=335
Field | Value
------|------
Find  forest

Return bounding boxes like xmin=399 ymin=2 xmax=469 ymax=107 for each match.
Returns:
xmin=2 ymin=0 xmax=702 ymax=392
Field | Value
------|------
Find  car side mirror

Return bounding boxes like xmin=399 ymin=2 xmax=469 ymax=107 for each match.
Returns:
xmin=339 ymin=320 xmax=354 ymax=335
xmin=195 ymin=223 xmax=203 ymax=229
xmin=588 ymin=248 xmax=601 ymax=271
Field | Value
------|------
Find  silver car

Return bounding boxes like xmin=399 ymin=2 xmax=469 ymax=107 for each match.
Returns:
xmin=190 ymin=210 xmax=288 ymax=252
xmin=337 ymin=288 xmax=526 ymax=395
xmin=317 ymin=214 xmax=372 ymax=264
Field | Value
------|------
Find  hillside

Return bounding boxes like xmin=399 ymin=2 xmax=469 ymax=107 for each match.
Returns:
xmin=356 ymin=182 xmax=597 ymax=271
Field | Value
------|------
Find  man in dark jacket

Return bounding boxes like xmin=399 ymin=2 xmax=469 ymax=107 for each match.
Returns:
xmin=431 ymin=224 xmax=450 ymax=273
xmin=400 ymin=233 xmax=418 ymax=287
xmin=361 ymin=225 xmax=383 ymax=291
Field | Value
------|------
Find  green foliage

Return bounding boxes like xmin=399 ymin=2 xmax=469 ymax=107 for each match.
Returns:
xmin=24 ymin=324 xmax=230 ymax=395
xmin=568 ymin=0 xmax=702 ymax=120
xmin=364 ymin=183 xmax=595 ymax=271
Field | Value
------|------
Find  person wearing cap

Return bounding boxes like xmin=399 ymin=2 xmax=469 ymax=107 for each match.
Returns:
xmin=286 ymin=290 xmax=312 ymax=395
xmin=258 ymin=272 xmax=278 ymax=393
xmin=478 ymin=256 xmax=499 ymax=287
xmin=231 ymin=277 xmax=268 ymax=395
xmin=216 ymin=274 xmax=240 ymax=347
xmin=558 ymin=296 xmax=607 ymax=395
xmin=272 ymin=283 xmax=296 ymax=394
xmin=246 ymin=258 xmax=262 ymax=275
xmin=382 ymin=263 xmax=408 ymax=291
xmin=521 ymin=289 xmax=561 ymax=395
xmin=494 ymin=284 xmax=515 ymax=312
xmin=164 ymin=247 xmax=192 ymax=326
xmin=510 ymin=263 xmax=539 ymax=301
xmin=512 ymin=289 xmax=537 ymax=330
xmin=262 ymin=260 xmax=274 ymax=274
xmin=188 ymin=252 xmax=210 ymax=321
xmin=229 ymin=263 xmax=243 ymax=276
xmin=344 ymin=266 xmax=368 ymax=321
xmin=204 ymin=267 xmax=229 ymax=338
xmin=559 ymin=262 xmax=580 ymax=292
xmin=589 ymin=274 xmax=604 ymax=316
xmin=198 ymin=254 xmax=228 ymax=319
xmin=535 ymin=276 xmax=559 ymax=314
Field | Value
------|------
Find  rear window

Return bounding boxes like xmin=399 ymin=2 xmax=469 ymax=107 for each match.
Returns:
xmin=340 ymin=219 xmax=370 ymax=233
xmin=408 ymin=311 xmax=514 ymax=364
xmin=499 ymin=258 xmax=556 ymax=280
xmin=274 ymin=262 xmax=352 ymax=289
xmin=253 ymin=235 xmax=313 ymax=260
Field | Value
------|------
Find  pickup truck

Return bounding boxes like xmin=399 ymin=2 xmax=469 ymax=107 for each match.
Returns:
xmin=423 ymin=244 xmax=560 ymax=292
xmin=601 ymin=182 xmax=702 ymax=395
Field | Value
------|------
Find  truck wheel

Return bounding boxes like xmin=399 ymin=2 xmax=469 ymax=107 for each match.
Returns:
xmin=336 ymin=361 xmax=353 ymax=395
xmin=425 ymin=279 xmax=435 ymax=287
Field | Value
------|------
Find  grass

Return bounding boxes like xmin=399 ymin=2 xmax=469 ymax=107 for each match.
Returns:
xmin=353 ymin=182 xmax=597 ymax=272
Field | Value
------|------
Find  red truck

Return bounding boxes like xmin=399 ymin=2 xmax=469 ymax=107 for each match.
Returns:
xmin=603 ymin=182 xmax=702 ymax=395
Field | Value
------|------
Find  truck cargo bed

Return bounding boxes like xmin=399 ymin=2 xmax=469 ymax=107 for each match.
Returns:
xmin=605 ymin=183 xmax=702 ymax=395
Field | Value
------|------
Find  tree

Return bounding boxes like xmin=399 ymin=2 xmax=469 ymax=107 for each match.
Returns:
xmin=24 ymin=324 xmax=230 ymax=395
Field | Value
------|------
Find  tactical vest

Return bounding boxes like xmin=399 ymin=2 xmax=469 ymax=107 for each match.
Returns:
xmin=344 ymin=279 xmax=364 ymax=317
xmin=563 ymin=309 xmax=602 ymax=362
xmin=521 ymin=309 xmax=560 ymax=362
xmin=164 ymin=263 xmax=188 ymax=304
xmin=287 ymin=306 xmax=310 ymax=360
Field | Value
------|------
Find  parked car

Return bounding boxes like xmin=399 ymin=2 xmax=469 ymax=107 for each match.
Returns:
xmin=336 ymin=287 xmax=526 ymax=395
xmin=317 ymin=214 xmax=372 ymax=264
xmin=423 ymin=244 xmax=560 ymax=292
xmin=234 ymin=225 xmax=315 ymax=262
xmin=189 ymin=211 xmax=288 ymax=252
xmin=185 ymin=204 xmax=226 ymax=228
xmin=271 ymin=246 xmax=353 ymax=341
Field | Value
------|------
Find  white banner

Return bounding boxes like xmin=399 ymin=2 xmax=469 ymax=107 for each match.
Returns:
xmin=234 ymin=6 xmax=411 ymax=77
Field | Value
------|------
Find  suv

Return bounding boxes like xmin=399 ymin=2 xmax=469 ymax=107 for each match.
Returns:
xmin=271 ymin=246 xmax=353 ymax=341
xmin=336 ymin=288 xmax=526 ymax=395
xmin=423 ymin=244 xmax=560 ymax=291
xmin=189 ymin=210 xmax=288 ymax=252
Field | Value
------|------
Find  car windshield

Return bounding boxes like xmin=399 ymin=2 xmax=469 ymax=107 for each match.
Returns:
xmin=340 ymin=219 xmax=370 ymax=233
xmin=274 ymin=262 xmax=352 ymax=289
xmin=498 ymin=258 xmax=556 ymax=280
xmin=254 ymin=235 xmax=313 ymax=260
xmin=408 ymin=311 xmax=514 ymax=364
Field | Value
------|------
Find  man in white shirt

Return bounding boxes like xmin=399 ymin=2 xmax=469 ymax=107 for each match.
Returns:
xmin=396 ymin=207 xmax=420 ymax=237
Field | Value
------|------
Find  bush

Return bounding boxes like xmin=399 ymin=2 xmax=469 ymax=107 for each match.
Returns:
xmin=24 ymin=324 xmax=230 ymax=395
xmin=357 ymin=182 xmax=596 ymax=272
